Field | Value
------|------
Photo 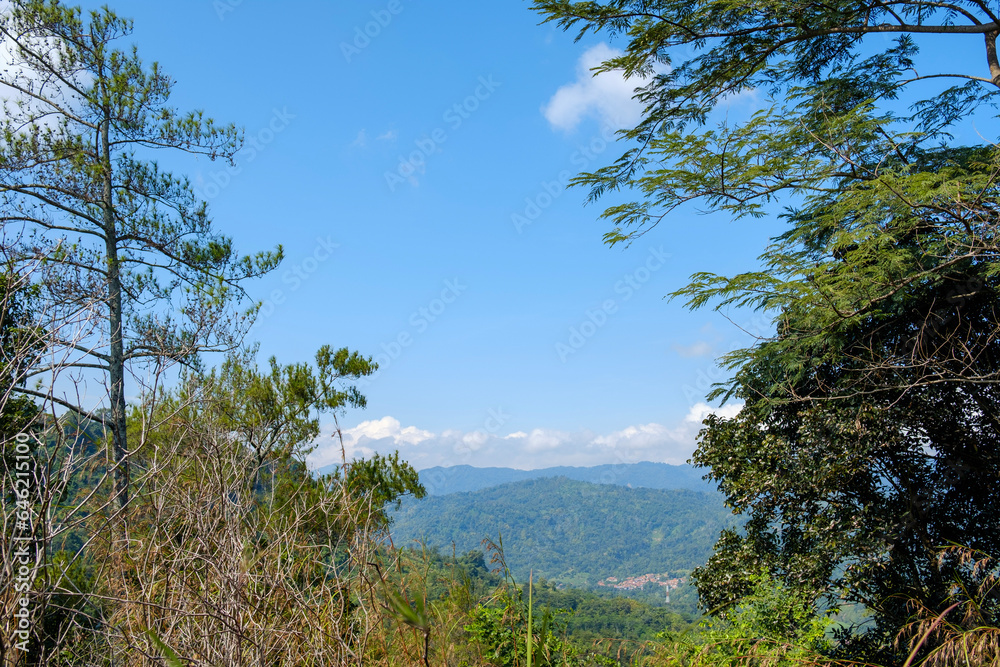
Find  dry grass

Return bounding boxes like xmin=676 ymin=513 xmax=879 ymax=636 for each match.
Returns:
xmin=896 ymin=547 xmax=1000 ymax=667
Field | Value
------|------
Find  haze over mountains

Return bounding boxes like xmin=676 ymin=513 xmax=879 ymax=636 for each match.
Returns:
xmin=414 ymin=461 xmax=715 ymax=495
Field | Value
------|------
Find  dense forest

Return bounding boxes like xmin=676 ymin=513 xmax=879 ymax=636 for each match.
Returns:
xmin=3 ymin=0 xmax=1000 ymax=665
xmin=391 ymin=477 xmax=732 ymax=591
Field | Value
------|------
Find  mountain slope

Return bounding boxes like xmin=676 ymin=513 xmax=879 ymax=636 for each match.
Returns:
xmin=415 ymin=461 xmax=714 ymax=495
xmin=390 ymin=476 xmax=734 ymax=589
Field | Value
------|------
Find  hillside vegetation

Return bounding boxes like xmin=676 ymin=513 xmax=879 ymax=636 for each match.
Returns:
xmin=391 ymin=477 xmax=735 ymax=589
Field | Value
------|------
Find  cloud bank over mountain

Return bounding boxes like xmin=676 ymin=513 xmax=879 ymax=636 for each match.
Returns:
xmin=308 ymin=402 xmax=742 ymax=471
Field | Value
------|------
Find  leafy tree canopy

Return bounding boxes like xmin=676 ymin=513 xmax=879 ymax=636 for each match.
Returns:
xmin=534 ymin=1 xmax=1000 ymax=238
xmin=534 ymin=1 xmax=1000 ymax=661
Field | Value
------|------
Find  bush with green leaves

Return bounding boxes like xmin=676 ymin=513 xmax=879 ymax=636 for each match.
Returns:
xmin=659 ymin=571 xmax=832 ymax=667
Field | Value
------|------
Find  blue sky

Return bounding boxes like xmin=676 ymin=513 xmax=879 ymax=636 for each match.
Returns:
xmin=58 ymin=1 xmax=989 ymax=470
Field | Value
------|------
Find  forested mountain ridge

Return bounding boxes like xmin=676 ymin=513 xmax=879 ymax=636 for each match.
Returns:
xmin=413 ymin=461 xmax=715 ymax=495
xmin=390 ymin=476 xmax=735 ymax=591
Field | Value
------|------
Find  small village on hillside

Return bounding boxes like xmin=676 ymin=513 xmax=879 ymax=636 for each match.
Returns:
xmin=597 ymin=573 xmax=683 ymax=593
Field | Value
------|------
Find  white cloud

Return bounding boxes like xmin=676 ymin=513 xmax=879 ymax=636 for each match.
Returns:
xmin=308 ymin=416 xmax=433 ymax=469
xmin=349 ymin=416 xmax=434 ymax=445
xmin=462 ymin=429 xmax=489 ymax=449
xmin=351 ymin=128 xmax=396 ymax=150
xmin=542 ymin=43 xmax=648 ymax=132
xmin=542 ymin=43 xmax=760 ymax=134
xmin=672 ymin=340 xmax=714 ymax=358
xmin=307 ymin=403 xmax=744 ymax=472
xmin=588 ymin=402 xmax=740 ymax=465
xmin=686 ymin=401 xmax=743 ymax=423
xmin=522 ymin=427 xmax=573 ymax=453
xmin=719 ymin=87 xmax=761 ymax=111
xmin=0 ymin=13 xmax=101 ymax=145
xmin=591 ymin=423 xmax=690 ymax=464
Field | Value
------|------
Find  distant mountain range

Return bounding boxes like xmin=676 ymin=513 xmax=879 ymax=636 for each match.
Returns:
xmin=414 ymin=461 xmax=715 ymax=495
xmin=389 ymin=475 xmax=735 ymax=590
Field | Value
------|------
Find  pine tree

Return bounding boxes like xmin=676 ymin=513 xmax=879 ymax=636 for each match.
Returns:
xmin=0 ymin=1 xmax=281 ymax=510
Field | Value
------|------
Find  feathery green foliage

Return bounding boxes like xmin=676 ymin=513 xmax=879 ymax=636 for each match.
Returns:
xmin=534 ymin=1 xmax=1000 ymax=662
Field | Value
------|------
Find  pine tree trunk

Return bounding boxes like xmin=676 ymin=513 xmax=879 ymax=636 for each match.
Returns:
xmin=101 ymin=116 xmax=129 ymax=513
